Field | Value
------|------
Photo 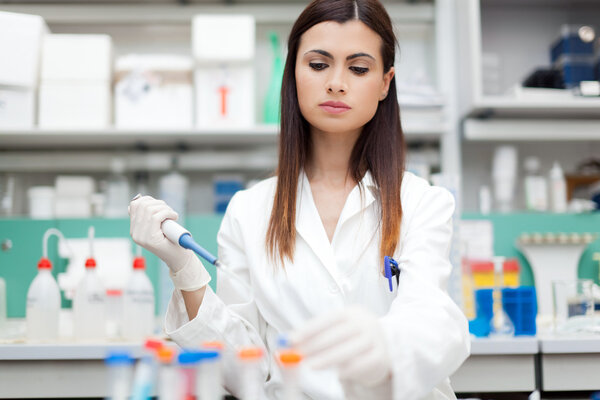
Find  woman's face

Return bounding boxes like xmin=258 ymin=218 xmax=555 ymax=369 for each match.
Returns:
xmin=295 ymin=20 xmax=394 ymax=136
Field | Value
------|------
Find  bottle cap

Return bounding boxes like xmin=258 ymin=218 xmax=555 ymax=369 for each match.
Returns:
xmin=85 ymin=258 xmax=96 ymax=268
xmin=37 ymin=257 xmax=52 ymax=270
xmin=278 ymin=350 xmax=302 ymax=365
xmin=157 ymin=347 xmax=175 ymax=364
xmin=133 ymin=257 xmax=146 ymax=270
xmin=238 ymin=347 xmax=263 ymax=360
xmin=144 ymin=338 xmax=163 ymax=352
xmin=105 ymin=352 xmax=134 ymax=366
xmin=178 ymin=351 xmax=202 ymax=365
xmin=202 ymin=341 xmax=224 ymax=350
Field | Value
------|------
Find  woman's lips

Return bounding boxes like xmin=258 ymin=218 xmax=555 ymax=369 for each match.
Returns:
xmin=319 ymin=101 xmax=351 ymax=114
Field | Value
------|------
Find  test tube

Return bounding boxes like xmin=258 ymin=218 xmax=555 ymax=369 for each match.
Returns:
xmin=202 ymin=342 xmax=225 ymax=399
xmin=196 ymin=350 xmax=222 ymax=400
xmin=278 ymin=350 xmax=303 ymax=400
xmin=157 ymin=346 xmax=180 ymax=400
xmin=131 ymin=339 xmax=163 ymax=400
xmin=105 ymin=352 xmax=134 ymax=400
xmin=178 ymin=351 xmax=201 ymax=400
xmin=238 ymin=347 xmax=264 ymax=400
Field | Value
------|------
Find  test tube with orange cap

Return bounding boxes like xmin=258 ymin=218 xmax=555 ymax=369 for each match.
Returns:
xmin=278 ymin=350 xmax=303 ymax=400
xmin=238 ymin=346 xmax=264 ymax=400
xmin=157 ymin=346 xmax=180 ymax=400
xmin=200 ymin=342 xmax=225 ymax=400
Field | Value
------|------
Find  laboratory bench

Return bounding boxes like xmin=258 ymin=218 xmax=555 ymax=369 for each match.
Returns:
xmin=1 ymin=336 xmax=600 ymax=398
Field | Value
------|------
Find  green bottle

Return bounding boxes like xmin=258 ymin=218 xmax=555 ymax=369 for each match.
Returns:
xmin=263 ymin=32 xmax=284 ymax=124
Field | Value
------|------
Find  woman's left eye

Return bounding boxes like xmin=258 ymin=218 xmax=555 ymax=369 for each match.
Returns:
xmin=349 ymin=66 xmax=369 ymax=75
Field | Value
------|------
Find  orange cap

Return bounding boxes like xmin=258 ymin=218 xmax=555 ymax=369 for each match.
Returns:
xmin=203 ymin=341 xmax=224 ymax=350
xmin=278 ymin=350 xmax=302 ymax=365
xmin=238 ymin=347 xmax=263 ymax=360
xmin=38 ymin=257 xmax=52 ymax=270
xmin=157 ymin=346 xmax=175 ymax=363
xmin=85 ymin=258 xmax=96 ymax=268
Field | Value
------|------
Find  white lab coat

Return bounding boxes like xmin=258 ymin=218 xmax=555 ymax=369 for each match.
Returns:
xmin=165 ymin=171 xmax=470 ymax=400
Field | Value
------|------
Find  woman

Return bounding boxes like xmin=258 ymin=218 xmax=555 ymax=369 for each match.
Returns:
xmin=129 ymin=0 xmax=470 ymax=398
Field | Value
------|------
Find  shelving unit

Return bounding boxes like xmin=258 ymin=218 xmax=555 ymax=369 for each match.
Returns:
xmin=456 ymin=0 xmax=600 ymax=211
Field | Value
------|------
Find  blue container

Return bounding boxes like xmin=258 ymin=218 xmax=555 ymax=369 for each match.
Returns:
xmin=213 ymin=176 xmax=244 ymax=213
xmin=554 ymin=55 xmax=595 ymax=88
xmin=551 ymin=25 xmax=595 ymax=63
xmin=471 ymin=287 xmax=537 ymax=337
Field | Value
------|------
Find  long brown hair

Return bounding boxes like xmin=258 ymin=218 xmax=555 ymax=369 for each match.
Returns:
xmin=266 ymin=0 xmax=405 ymax=266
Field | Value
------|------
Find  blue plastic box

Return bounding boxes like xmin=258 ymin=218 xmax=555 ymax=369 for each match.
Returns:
xmin=470 ymin=287 xmax=537 ymax=337
xmin=550 ymin=25 xmax=595 ymax=63
xmin=554 ymin=55 xmax=595 ymax=88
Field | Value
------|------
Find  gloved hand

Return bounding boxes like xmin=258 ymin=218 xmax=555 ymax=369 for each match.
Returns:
xmin=129 ymin=195 xmax=210 ymax=291
xmin=290 ymin=306 xmax=392 ymax=387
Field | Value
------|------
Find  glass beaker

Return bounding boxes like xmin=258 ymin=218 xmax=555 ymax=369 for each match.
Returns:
xmin=552 ymin=279 xmax=595 ymax=334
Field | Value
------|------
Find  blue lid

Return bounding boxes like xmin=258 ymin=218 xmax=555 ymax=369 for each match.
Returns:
xmin=179 ymin=350 xmax=220 ymax=364
xmin=197 ymin=351 xmax=220 ymax=362
xmin=178 ymin=351 xmax=202 ymax=365
xmin=105 ymin=352 xmax=134 ymax=365
xmin=277 ymin=334 xmax=290 ymax=348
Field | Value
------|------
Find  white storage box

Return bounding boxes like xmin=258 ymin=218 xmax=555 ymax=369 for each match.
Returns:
xmin=28 ymin=186 xmax=55 ymax=219
xmin=195 ymin=66 xmax=254 ymax=128
xmin=39 ymin=82 xmax=111 ymax=129
xmin=115 ymin=54 xmax=193 ymax=129
xmin=0 ymin=87 xmax=35 ymax=128
xmin=55 ymin=175 xmax=95 ymax=197
xmin=54 ymin=196 xmax=92 ymax=218
xmin=41 ymin=34 xmax=113 ymax=82
xmin=192 ymin=15 xmax=255 ymax=62
xmin=0 ymin=11 xmax=49 ymax=87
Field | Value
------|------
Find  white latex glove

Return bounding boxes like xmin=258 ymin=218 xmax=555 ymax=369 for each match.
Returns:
xmin=290 ymin=306 xmax=392 ymax=387
xmin=129 ymin=195 xmax=210 ymax=291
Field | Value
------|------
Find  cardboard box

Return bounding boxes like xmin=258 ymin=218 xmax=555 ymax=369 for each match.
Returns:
xmin=39 ymin=83 xmax=111 ymax=129
xmin=192 ymin=15 xmax=255 ymax=63
xmin=41 ymin=34 xmax=113 ymax=82
xmin=115 ymin=54 xmax=193 ymax=129
xmin=194 ymin=66 xmax=254 ymax=128
xmin=0 ymin=87 xmax=35 ymax=128
xmin=0 ymin=11 xmax=49 ymax=87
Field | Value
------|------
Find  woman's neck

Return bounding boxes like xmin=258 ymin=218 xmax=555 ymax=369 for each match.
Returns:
xmin=305 ymin=127 xmax=361 ymax=186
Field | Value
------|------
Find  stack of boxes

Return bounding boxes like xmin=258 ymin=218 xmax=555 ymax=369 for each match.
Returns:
xmin=114 ymin=54 xmax=194 ymax=129
xmin=0 ymin=12 xmax=48 ymax=128
xmin=550 ymin=25 xmax=596 ymax=89
xmin=192 ymin=15 xmax=256 ymax=128
xmin=39 ymin=34 xmax=113 ymax=129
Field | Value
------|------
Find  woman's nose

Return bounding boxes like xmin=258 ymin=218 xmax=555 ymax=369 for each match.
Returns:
xmin=326 ymin=68 xmax=348 ymax=94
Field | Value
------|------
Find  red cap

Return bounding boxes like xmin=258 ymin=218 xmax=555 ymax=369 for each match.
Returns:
xmin=503 ymin=258 xmax=520 ymax=272
xmin=85 ymin=258 xmax=96 ymax=268
xmin=38 ymin=258 xmax=52 ymax=270
xmin=144 ymin=339 xmax=163 ymax=352
xmin=133 ymin=257 xmax=146 ymax=270
xmin=106 ymin=289 xmax=122 ymax=297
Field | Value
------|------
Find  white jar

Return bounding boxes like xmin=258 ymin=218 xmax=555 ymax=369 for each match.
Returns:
xmin=27 ymin=186 xmax=55 ymax=219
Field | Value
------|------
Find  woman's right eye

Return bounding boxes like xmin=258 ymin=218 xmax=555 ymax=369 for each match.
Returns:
xmin=309 ymin=62 xmax=328 ymax=71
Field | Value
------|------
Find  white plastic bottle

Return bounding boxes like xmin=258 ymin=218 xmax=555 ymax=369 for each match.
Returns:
xmin=523 ymin=157 xmax=548 ymax=212
xmin=73 ymin=257 xmax=106 ymax=341
xmin=549 ymin=161 xmax=568 ymax=213
xmin=105 ymin=158 xmax=130 ymax=218
xmin=26 ymin=258 xmax=60 ymax=341
xmin=122 ymin=257 xmax=155 ymax=340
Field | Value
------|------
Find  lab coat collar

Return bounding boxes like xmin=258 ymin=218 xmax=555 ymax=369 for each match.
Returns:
xmin=295 ymin=170 xmax=378 ymax=285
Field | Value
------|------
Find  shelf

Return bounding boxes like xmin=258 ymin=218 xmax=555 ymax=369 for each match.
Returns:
xmin=464 ymin=118 xmax=600 ymax=141
xmin=0 ymin=122 xmax=445 ymax=150
xmin=0 ymin=3 xmax=434 ymax=25
xmin=468 ymin=97 xmax=600 ymax=119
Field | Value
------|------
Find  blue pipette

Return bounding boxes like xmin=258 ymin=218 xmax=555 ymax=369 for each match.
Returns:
xmin=161 ymin=219 xmax=221 ymax=268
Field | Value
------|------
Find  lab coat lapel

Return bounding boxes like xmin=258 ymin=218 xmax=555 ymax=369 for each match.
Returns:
xmin=295 ymin=172 xmax=341 ymax=285
xmin=333 ymin=171 xmax=378 ymax=238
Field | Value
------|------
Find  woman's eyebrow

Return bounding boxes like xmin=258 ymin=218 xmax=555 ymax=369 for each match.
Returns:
xmin=304 ymin=49 xmax=375 ymax=61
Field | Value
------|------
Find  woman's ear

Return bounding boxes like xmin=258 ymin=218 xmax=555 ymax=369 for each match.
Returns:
xmin=380 ymin=66 xmax=395 ymax=101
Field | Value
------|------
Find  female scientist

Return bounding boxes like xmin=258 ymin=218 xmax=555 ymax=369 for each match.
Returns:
xmin=129 ymin=0 xmax=470 ymax=398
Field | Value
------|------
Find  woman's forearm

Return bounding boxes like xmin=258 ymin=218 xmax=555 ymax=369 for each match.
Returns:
xmin=181 ymin=285 xmax=208 ymax=321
